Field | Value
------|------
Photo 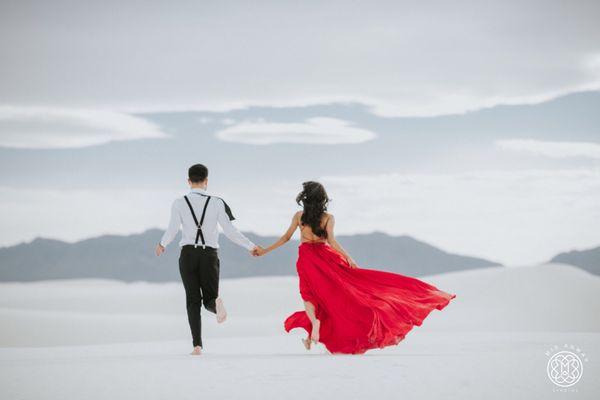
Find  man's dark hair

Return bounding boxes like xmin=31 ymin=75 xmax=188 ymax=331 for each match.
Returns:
xmin=188 ymin=164 xmax=209 ymax=183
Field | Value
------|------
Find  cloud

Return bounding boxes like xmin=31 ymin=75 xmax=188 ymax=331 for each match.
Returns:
xmin=220 ymin=118 xmax=236 ymax=126
xmin=215 ymin=117 xmax=376 ymax=145
xmin=0 ymin=107 xmax=168 ymax=149
xmin=0 ymin=186 xmax=176 ymax=246
xmin=320 ymin=169 xmax=600 ymax=265
xmin=496 ymin=139 xmax=600 ymax=159
xmin=2 ymin=168 xmax=599 ymax=266
xmin=1 ymin=2 xmax=599 ymax=117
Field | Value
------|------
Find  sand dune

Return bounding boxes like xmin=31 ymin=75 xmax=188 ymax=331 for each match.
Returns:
xmin=1 ymin=263 xmax=598 ymax=347
xmin=1 ymin=263 xmax=599 ymax=399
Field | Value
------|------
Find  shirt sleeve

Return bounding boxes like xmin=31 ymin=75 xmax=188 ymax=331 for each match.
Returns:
xmin=217 ymin=199 xmax=255 ymax=251
xmin=160 ymin=200 xmax=181 ymax=247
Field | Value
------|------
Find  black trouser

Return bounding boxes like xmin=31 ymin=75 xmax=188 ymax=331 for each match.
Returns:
xmin=179 ymin=245 xmax=220 ymax=347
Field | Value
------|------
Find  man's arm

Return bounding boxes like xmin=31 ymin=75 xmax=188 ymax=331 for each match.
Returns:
xmin=156 ymin=200 xmax=181 ymax=256
xmin=217 ymin=199 xmax=256 ymax=252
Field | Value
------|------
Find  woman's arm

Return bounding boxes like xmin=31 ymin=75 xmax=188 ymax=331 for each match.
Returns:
xmin=325 ymin=215 xmax=358 ymax=268
xmin=259 ymin=212 xmax=301 ymax=255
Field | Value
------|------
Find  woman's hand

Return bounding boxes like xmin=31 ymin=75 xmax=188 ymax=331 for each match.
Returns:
xmin=347 ymin=258 xmax=358 ymax=269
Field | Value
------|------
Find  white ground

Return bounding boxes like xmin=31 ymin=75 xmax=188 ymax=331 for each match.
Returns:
xmin=1 ymin=263 xmax=599 ymax=399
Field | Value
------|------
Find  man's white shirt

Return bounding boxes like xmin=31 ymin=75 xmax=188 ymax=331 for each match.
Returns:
xmin=160 ymin=188 xmax=256 ymax=251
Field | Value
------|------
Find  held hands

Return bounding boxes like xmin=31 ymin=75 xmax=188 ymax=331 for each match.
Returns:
xmin=155 ymin=243 xmax=165 ymax=257
xmin=250 ymin=246 xmax=267 ymax=257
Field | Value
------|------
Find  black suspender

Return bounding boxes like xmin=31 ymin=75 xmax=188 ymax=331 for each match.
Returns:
xmin=183 ymin=195 xmax=211 ymax=248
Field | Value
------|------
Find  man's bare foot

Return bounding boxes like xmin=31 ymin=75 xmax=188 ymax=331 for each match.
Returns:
xmin=190 ymin=346 xmax=202 ymax=355
xmin=311 ymin=319 xmax=320 ymax=343
xmin=302 ymin=337 xmax=312 ymax=350
xmin=216 ymin=298 xmax=227 ymax=323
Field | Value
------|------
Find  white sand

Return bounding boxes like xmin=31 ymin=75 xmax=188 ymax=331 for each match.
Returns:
xmin=1 ymin=263 xmax=599 ymax=399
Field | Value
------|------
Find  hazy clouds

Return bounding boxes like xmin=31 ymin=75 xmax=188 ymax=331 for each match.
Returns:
xmin=496 ymin=139 xmax=600 ymax=159
xmin=1 ymin=1 xmax=599 ymax=117
xmin=321 ymin=169 xmax=600 ymax=265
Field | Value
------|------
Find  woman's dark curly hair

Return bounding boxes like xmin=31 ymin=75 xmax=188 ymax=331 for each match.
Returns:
xmin=296 ymin=181 xmax=329 ymax=238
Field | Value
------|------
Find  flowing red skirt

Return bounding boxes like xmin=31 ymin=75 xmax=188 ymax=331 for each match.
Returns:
xmin=284 ymin=242 xmax=456 ymax=354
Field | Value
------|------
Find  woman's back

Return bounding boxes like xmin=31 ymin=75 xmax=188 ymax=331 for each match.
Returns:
xmin=299 ymin=212 xmax=330 ymax=243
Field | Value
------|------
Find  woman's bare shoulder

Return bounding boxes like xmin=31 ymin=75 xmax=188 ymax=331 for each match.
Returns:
xmin=322 ymin=212 xmax=334 ymax=225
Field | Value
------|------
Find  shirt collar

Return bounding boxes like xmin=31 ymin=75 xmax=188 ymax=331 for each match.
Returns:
xmin=190 ymin=187 xmax=208 ymax=194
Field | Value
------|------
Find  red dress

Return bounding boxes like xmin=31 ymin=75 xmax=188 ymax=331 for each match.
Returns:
xmin=284 ymin=242 xmax=456 ymax=354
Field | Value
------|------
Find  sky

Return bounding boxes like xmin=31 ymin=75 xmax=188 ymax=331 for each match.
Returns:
xmin=1 ymin=1 xmax=599 ymax=266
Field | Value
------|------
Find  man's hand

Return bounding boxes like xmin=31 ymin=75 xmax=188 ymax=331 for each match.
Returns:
xmin=155 ymin=243 xmax=165 ymax=257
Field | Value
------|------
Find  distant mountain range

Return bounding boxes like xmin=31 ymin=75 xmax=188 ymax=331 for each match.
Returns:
xmin=0 ymin=230 xmax=501 ymax=282
xmin=550 ymin=246 xmax=600 ymax=276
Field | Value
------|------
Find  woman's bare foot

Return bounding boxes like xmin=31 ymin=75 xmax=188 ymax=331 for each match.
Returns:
xmin=190 ymin=346 xmax=202 ymax=355
xmin=311 ymin=319 xmax=320 ymax=343
xmin=216 ymin=298 xmax=227 ymax=324
xmin=302 ymin=337 xmax=312 ymax=350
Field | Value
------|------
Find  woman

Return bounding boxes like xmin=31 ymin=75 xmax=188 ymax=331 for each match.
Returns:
xmin=255 ymin=181 xmax=455 ymax=354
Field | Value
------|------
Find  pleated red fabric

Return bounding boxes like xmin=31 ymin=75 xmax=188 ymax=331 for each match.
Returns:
xmin=284 ymin=242 xmax=456 ymax=354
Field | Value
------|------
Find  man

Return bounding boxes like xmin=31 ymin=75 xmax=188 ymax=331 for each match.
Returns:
xmin=156 ymin=164 xmax=259 ymax=355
